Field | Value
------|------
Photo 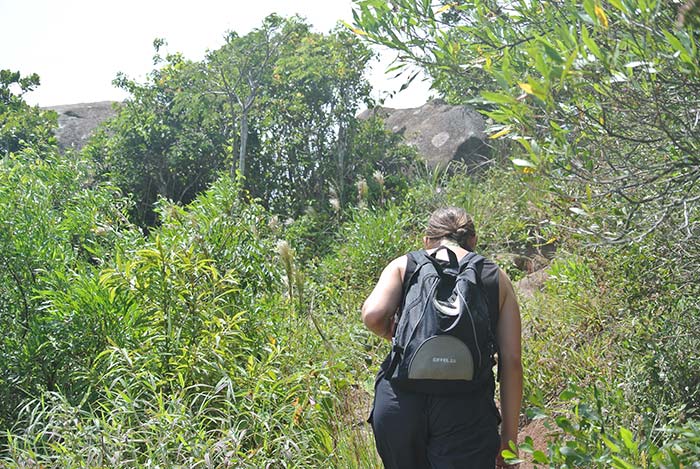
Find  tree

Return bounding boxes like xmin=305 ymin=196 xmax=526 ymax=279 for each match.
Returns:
xmin=90 ymin=16 xmax=380 ymax=223
xmin=351 ymin=0 xmax=700 ymax=244
xmin=0 ymin=70 xmax=56 ymax=155
xmin=204 ymin=14 xmax=298 ymax=180
xmin=252 ymin=26 xmax=375 ymax=213
xmin=86 ymin=47 xmax=230 ymax=225
xmin=203 ymin=16 xmax=378 ymax=214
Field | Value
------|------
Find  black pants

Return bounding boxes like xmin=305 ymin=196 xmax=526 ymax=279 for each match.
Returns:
xmin=370 ymin=377 xmax=500 ymax=469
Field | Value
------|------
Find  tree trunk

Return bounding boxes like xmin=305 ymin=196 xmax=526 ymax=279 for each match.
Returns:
xmin=237 ymin=111 xmax=249 ymax=179
xmin=336 ymin=123 xmax=347 ymax=206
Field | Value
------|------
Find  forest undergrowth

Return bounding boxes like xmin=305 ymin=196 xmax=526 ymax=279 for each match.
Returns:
xmin=0 ymin=148 xmax=697 ymax=467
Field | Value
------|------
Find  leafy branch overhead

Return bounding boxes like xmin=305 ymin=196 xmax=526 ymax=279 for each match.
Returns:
xmin=351 ymin=0 xmax=700 ymax=244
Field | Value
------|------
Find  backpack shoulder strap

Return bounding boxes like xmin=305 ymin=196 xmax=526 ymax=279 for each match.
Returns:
xmin=477 ymin=257 xmax=501 ymax=380
xmin=384 ymin=250 xmax=430 ymax=378
xmin=479 ymin=259 xmax=500 ymax=329
xmin=402 ymin=251 xmax=421 ymax=291
xmin=400 ymin=250 xmax=429 ymax=306
xmin=457 ymin=251 xmax=485 ymax=284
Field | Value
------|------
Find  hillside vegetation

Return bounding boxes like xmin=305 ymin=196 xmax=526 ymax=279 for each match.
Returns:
xmin=1 ymin=2 xmax=699 ymax=467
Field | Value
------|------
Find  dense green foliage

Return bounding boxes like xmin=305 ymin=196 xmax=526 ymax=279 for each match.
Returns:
xmin=1 ymin=6 xmax=698 ymax=468
xmin=87 ymin=15 xmax=391 ymax=225
xmin=0 ymin=70 xmax=56 ymax=155
xmin=0 ymin=145 xmax=130 ymax=430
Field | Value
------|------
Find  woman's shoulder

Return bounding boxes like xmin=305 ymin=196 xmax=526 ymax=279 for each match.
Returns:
xmin=388 ymin=254 xmax=409 ymax=271
xmin=388 ymin=254 xmax=409 ymax=263
xmin=383 ymin=253 xmax=415 ymax=282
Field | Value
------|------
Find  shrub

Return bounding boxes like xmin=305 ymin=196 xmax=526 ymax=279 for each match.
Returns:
xmin=0 ymin=148 xmax=131 ymax=430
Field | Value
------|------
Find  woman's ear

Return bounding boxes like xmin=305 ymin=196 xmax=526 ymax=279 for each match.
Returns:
xmin=467 ymin=235 xmax=477 ymax=251
xmin=423 ymin=236 xmax=431 ymax=249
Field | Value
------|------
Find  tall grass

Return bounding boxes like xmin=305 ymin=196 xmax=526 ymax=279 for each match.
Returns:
xmin=2 ymin=161 xmax=697 ymax=467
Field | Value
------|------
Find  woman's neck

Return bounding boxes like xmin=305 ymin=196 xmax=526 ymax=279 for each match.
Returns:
xmin=438 ymin=239 xmax=462 ymax=250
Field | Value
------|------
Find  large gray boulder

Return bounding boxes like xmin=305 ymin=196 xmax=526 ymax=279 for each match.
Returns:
xmin=47 ymin=101 xmax=119 ymax=151
xmin=358 ymin=99 xmax=488 ymax=169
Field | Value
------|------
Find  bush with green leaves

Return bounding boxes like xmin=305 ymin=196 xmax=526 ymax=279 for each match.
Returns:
xmin=0 ymin=147 xmax=131 ymax=431
xmin=512 ymin=219 xmax=699 ymax=467
xmin=318 ymin=204 xmax=419 ymax=302
xmin=88 ymin=16 xmax=380 ymax=225
xmin=352 ymin=0 xmax=700 ymax=245
xmin=3 ymin=146 xmax=697 ymax=467
xmin=2 ymin=175 xmax=369 ymax=467
xmin=511 ymin=387 xmax=700 ymax=468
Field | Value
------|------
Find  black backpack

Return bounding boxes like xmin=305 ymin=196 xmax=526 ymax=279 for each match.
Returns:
xmin=383 ymin=246 xmax=499 ymax=394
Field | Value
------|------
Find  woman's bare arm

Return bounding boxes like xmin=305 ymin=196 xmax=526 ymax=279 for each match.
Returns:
xmin=496 ymin=268 xmax=523 ymax=464
xmin=361 ymin=256 xmax=407 ymax=341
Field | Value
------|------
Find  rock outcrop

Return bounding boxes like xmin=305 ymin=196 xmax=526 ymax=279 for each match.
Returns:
xmin=358 ymin=99 xmax=489 ymax=169
xmin=47 ymin=101 xmax=119 ymax=151
xmin=48 ymin=99 xmax=489 ymax=167
xmin=45 ymin=98 xmax=559 ymax=291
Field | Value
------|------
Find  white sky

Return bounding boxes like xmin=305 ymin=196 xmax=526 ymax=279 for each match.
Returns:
xmin=1 ymin=0 xmax=432 ymax=108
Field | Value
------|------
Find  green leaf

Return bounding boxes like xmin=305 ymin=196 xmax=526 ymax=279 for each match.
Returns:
xmin=481 ymin=91 xmax=517 ymax=104
xmin=556 ymin=416 xmax=575 ymax=433
xmin=620 ymin=427 xmax=638 ymax=453
xmin=581 ymin=26 xmax=603 ymax=60
xmin=519 ymin=437 xmax=534 ymax=452
xmin=501 ymin=449 xmax=517 ymax=458
xmin=559 ymin=445 xmax=580 ymax=457
xmin=526 ymin=407 xmax=547 ymax=420
xmin=522 ymin=79 xmax=548 ymax=101
xmin=399 ymin=71 xmax=419 ymax=92
xmin=560 ymin=48 xmax=579 ymax=88
xmin=317 ymin=426 xmax=334 ymax=453
xmin=533 ymin=450 xmax=549 ymax=464
xmin=608 ymin=0 xmax=626 ymax=12
xmin=501 ymin=449 xmax=524 ymax=465
xmin=663 ymin=30 xmax=693 ymax=64
xmin=663 ymin=30 xmax=684 ymax=53
xmin=611 ymin=456 xmax=635 ymax=469
xmin=582 ymin=0 xmax=596 ymax=23
xmin=512 ymin=158 xmax=536 ymax=168
xmin=603 ymin=435 xmax=622 ymax=452
xmin=540 ymin=39 xmax=564 ymax=63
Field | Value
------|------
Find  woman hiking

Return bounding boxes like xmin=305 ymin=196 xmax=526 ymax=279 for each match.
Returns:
xmin=362 ymin=207 xmax=523 ymax=468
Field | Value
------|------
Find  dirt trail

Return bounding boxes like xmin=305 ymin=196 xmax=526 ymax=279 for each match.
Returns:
xmin=514 ymin=418 xmax=554 ymax=468
xmin=513 ymin=267 xmax=554 ymax=468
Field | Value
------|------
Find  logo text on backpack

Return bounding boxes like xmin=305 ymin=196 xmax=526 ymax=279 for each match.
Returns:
xmin=432 ymin=357 xmax=457 ymax=364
